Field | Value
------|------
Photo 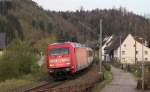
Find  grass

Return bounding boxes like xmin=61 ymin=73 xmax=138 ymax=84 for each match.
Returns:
xmin=0 ymin=72 xmax=47 ymax=92
xmin=124 ymin=65 xmax=141 ymax=80
xmin=130 ymin=69 xmax=141 ymax=80
xmin=0 ymin=79 xmax=31 ymax=92
xmin=92 ymin=70 xmax=113 ymax=92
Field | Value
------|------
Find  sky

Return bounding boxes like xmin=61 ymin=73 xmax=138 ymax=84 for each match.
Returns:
xmin=32 ymin=0 xmax=150 ymax=15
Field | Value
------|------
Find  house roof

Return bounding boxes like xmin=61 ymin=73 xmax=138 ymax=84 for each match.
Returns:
xmin=104 ymin=33 xmax=149 ymax=54
xmin=104 ymin=33 xmax=128 ymax=54
xmin=0 ymin=33 xmax=6 ymax=49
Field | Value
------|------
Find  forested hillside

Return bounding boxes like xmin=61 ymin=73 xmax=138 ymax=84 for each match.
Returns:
xmin=60 ymin=8 xmax=150 ymax=42
xmin=0 ymin=0 xmax=78 ymax=45
xmin=0 ymin=0 xmax=51 ymax=44
xmin=0 ymin=0 xmax=150 ymax=45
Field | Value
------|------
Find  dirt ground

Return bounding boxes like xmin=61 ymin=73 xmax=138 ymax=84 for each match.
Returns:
xmin=100 ymin=66 xmax=150 ymax=92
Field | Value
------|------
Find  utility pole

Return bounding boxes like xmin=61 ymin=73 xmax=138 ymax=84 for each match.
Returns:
xmin=99 ymin=19 xmax=102 ymax=73
xmin=141 ymin=39 xmax=144 ymax=89
xmin=134 ymin=24 xmax=137 ymax=64
xmin=138 ymin=37 xmax=144 ymax=89
xmin=120 ymin=35 xmax=122 ymax=63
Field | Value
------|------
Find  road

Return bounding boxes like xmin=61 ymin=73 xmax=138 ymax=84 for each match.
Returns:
xmin=100 ymin=66 xmax=149 ymax=92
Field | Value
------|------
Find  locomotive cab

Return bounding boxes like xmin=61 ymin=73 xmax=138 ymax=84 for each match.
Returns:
xmin=49 ymin=48 xmax=71 ymax=68
xmin=47 ymin=43 xmax=74 ymax=78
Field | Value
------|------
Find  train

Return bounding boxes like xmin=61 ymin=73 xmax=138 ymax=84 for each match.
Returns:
xmin=46 ymin=42 xmax=94 ymax=79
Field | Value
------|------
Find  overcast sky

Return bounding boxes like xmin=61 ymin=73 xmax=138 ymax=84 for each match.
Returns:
xmin=32 ymin=0 xmax=150 ymax=15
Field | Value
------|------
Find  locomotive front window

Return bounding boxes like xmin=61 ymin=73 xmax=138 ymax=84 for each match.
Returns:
xmin=50 ymin=48 xmax=69 ymax=55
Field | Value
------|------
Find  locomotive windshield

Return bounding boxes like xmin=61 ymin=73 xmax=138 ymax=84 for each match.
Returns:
xmin=50 ymin=48 xmax=69 ymax=55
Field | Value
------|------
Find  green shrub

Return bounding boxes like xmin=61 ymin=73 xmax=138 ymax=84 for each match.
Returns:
xmin=0 ymin=58 xmax=19 ymax=80
xmin=111 ymin=59 xmax=122 ymax=68
xmin=31 ymin=62 xmax=40 ymax=74
xmin=127 ymin=65 xmax=141 ymax=78
xmin=103 ymin=63 xmax=111 ymax=71
xmin=33 ymin=35 xmax=57 ymax=53
xmin=0 ymin=39 xmax=39 ymax=81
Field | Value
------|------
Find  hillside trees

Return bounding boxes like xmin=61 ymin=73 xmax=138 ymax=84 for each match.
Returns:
xmin=0 ymin=0 xmax=13 ymax=15
xmin=1 ymin=0 xmax=150 ymax=46
xmin=33 ymin=35 xmax=57 ymax=53
xmin=60 ymin=8 xmax=150 ymax=42
xmin=0 ymin=14 xmax=23 ymax=44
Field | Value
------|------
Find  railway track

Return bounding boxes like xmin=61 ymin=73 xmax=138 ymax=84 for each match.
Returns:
xmin=23 ymin=63 xmax=99 ymax=92
xmin=24 ymin=80 xmax=67 ymax=92
xmin=23 ymin=68 xmax=93 ymax=92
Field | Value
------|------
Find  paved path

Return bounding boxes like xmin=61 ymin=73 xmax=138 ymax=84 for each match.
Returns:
xmin=101 ymin=66 xmax=149 ymax=92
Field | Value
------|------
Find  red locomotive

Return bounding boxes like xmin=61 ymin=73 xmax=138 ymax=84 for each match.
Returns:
xmin=46 ymin=42 xmax=93 ymax=79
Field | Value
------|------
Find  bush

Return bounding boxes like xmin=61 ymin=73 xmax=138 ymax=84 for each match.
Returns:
xmin=0 ymin=39 xmax=39 ymax=81
xmin=103 ymin=63 xmax=111 ymax=71
xmin=111 ymin=59 xmax=122 ymax=68
xmin=0 ymin=58 xmax=19 ymax=80
xmin=33 ymin=35 xmax=57 ymax=53
xmin=127 ymin=65 xmax=141 ymax=78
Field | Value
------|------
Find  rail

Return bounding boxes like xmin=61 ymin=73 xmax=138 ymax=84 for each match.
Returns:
xmin=24 ymin=81 xmax=66 ymax=92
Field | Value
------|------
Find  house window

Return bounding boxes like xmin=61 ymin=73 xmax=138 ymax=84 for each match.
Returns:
xmin=136 ymin=51 xmax=139 ymax=54
xmin=145 ymin=51 xmax=148 ymax=55
xmin=124 ymin=44 xmax=126 ymax=47
xmin=122 ymin=58 xmax=125 ymax=62
xmin=145 ymin=58 xmax=148 ymax=61
xmin=122 ymin=51 xmax=125 ymax=55
xmin=136 ymin=51 xmax=138 ymax=54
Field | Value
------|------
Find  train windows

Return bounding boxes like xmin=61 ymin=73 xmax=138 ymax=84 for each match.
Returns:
xmin=50 ymin=48 xmax=69 ymax=55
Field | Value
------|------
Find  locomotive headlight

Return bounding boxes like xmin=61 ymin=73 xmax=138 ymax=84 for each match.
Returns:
xmin=62 ymin=58 xmax=70 ymax=62
xmin=49 ymin=64 xmax=54 ymax=67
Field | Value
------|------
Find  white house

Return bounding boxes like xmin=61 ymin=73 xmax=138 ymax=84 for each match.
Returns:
xmin=104 ymin=34 xmax=150 ymax=64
